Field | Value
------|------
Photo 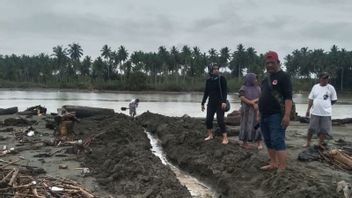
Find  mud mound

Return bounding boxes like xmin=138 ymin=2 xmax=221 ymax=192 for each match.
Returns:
xmin=2 ymin=117 xmax=36 ymax=126
xmin=138 ymin=112 xmax=340 ymax=198
xmin=75 ymin=114 xmax=191 ymax=197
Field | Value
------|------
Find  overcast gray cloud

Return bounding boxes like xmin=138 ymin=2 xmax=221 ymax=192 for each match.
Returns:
xmin=1 ymin=0 xmax=352 ymax=59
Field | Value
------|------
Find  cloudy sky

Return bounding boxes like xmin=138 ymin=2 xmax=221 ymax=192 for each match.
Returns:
xmin=1 ymin=0 xmax=352 ymax=59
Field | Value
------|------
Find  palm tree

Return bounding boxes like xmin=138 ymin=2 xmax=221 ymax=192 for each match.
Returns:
xmin=130 ymin=51 xmax=145 ymax=72
xmin=230 ymin=44 xmax=247 ymax=79
xmin=68 ymin=43 xmax=83 ymax=61
xmin=68 ymin=42 xmax=83 ymax=77
xmin=92 ymin=57 xmax=105 ymax=80
xmin=191 ymin=47 xmax=205 ymax=77
xmin=117 ymin=45 xmax=129 ymax=81
xmin=180 ymin=45 xmax=192 ymax=81
xmin=157 ymin=46 xmax=169 ymax=79
xmin=169 ymin=46 xmax=180 ymax=75
xmin=208 ymin=48 xmax=218 ymax=64
xmin=100 ymin=45 xmax=112 ymax=80
xmin=52 ymin=45 xmax=68 ymax=82
xmin=81 ymin=56 xmax=92 ymax=77
xmin=219 ymin=47 xmax=230 ymax=68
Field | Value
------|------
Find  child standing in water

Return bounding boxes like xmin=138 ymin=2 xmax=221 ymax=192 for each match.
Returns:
xmin=239 ymin=73 xmax=263 ymax=149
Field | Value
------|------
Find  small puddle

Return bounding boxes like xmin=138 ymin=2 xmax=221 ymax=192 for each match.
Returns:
xmin=145 ymin=131 xmax=216 ymax=198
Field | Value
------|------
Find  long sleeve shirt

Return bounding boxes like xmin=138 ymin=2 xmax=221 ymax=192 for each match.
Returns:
xmin=201 ymin=76 xmax=227 ymax=106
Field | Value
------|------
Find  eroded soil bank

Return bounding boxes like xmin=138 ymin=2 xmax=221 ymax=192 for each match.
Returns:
xmin=137 ymin=112 xmax=352 ymax=198
xmin=2 ymin=111 xmax=351 ymax=198
xmin=75 ymin=114 xmax=191 ymax=198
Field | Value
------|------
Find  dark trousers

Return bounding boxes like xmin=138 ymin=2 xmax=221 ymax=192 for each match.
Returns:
xmin=206 ymin=103 xmax=226 ymax=133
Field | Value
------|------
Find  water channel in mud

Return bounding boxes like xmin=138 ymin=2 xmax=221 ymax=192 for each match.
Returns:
xmin=145 ymin=130 xmax=216 ymax=198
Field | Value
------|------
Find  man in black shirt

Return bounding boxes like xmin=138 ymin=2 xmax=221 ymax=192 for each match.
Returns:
xmin=201 ymin=64 xmax=229 ymax=144
xmin=258 ymin=51 xmax=292 ymax=171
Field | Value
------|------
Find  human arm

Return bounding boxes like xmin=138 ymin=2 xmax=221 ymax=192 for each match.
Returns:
xmin=240 ymin=96 xmax=256 ymax=106
xmin=201 ymin=80 xmax=209 ymax=111
xmin=306 ymin=99 xmax=313 ymax=117
xmin=281 ymin=73 xmax=293 ymax=128
xmin=281 ymin=99 xmax=292 ymax=129
xmin=220 ymin=76 xmax=228 ymax=110
xmin=330 ymin=85 xmax=338 ymax=105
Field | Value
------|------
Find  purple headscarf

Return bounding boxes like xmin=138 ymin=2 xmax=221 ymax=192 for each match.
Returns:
xmin=239 ymin=73 xmax=261 ymax=100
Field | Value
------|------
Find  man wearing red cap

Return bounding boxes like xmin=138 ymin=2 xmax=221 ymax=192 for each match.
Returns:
xmin=258 ymin=51 xmax=293 ymax=172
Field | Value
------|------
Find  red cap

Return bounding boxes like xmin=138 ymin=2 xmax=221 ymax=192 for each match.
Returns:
xmin=265 ymin=51 xmax=279 ymax=62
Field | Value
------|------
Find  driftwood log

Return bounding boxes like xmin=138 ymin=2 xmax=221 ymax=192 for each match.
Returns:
xmin=0 ymin=167 xmax=96 ymax=197
xmin=0 ymin=107 xmax=18 ymax=115
xmin=299 ymin=116 xmax=352 ymax=125
xmin=326 ymin=149 xmax=352 ymax=168
xmin=225 ymin=110 xmax=241 ymax=126
xmin=18 ymin=105 xmax=47 ymax=116
xmin=62 ymin=105 xmax=114 ymax=118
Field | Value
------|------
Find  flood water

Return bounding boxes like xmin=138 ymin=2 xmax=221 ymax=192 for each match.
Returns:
xmin=0 ymin=89 xmax=351 ymax=119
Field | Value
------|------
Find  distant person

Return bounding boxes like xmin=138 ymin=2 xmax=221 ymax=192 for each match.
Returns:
xmin=239 ymin=73 xmax=263 ymax=150
xmin=303 ymin=72 xmax=337 ymax=147
xmin=129 ymin=98 xmax=140 ymax=118
xmin=201 ymin=64 xmax=229 ymax=144
xmin=258 ymin=51 xmax=293 ymax=171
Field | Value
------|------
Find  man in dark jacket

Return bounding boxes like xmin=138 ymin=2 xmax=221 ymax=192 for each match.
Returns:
xmin=259 ymin=51 xmax=292 ymax=171
xmin=201 ymin=64 xmax=229 ymax=144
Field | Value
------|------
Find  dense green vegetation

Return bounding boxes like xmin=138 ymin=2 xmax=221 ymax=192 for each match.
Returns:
xmin=1 ymin=43 xmax=351 ymax=92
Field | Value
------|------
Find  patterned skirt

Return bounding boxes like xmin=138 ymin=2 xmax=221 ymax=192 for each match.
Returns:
xmin=239 ymin=104 xmax=262 ymax=142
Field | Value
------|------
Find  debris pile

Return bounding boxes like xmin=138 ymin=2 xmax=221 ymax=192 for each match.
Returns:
xmin=0 ymin=167 xmax=95 ymax=198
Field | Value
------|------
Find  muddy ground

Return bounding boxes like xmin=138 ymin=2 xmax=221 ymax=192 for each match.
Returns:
xmin=0 ymin=113 xmax=191 ymax=197
xmin=75 ymin=114 xmax=191 ymax=198
xmin=138 ymin=112 xmax=352 ymax=198
xmin=1 ymin=111 xmax=351 ymax=198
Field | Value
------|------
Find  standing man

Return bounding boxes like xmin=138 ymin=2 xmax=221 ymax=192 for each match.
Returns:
xmin=201 ymin=64 xmax=229 ymax=144
xmin=259 ymin=51 xmax=293 ymax=171
xmin=129 ymin=98 xmax=140 ymax=118
xmin=303 ymin=72 xmax=337 ymax=147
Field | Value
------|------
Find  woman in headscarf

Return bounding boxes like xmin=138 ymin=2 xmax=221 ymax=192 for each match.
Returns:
xmin=239 ymin=73 xmax=263 ymax=149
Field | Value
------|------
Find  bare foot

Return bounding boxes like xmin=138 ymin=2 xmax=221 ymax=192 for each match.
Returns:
xmin=204 ymin=136 xmax=213 ymax=141
xmin=222 ymin=138 xmax=229 ymax=144
xmin=302 ymin=142 xmax=310 ymax=148
xmin=276 ymin=168 xmax=286 ymax=175
xmin=257 ymin=144 xmax=263 ymax=150
xmin=241 ymin=142 xmax=250 ymax=149
xmin=260 ymin=164 xmax=277 ymax=171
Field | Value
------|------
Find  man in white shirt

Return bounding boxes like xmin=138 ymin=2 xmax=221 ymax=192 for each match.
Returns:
xmin=129 ymin=98 xmax=140 ymax=118
xmin=303 ymin=72 xmax=337 ymax=147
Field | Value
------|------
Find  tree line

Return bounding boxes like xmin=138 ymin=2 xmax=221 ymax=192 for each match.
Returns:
xmin=0 ymin=43 xmax=351 ymax=92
